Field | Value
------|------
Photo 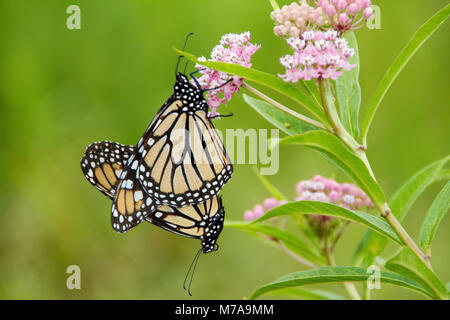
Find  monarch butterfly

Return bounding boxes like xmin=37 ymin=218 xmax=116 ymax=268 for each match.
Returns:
xmin=81 ymin=141 xmax=157 ymax=233
xmin=134 ymin=73 xmax=233 ymax=208
xmin=81 ymin=141 xmax=224 ymax=254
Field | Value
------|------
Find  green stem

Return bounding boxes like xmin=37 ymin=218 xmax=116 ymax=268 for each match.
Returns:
xmin=318 ymin=80 xmax=432 ymax=269
xmin=269 ymin=0 xmax=280 ymax=10
xmin=242 ymin=82 xmax=328 ymax=131
xmin=318 ymin=80 xmax=363 ymax=151
xmin=363 ymin=283 xmax=371 ymax=300
xmin=330 ymin=221 xmax=350 ymax=253
xmin=323 ymin=227 xmax=361 ymax=300
xmin=278 ymin=241 xmax=318 ymax=268
xmin=376 ymin=202 xmax=432 ymax=269
xmin=318 ymin=80 xmax=340 ymax=135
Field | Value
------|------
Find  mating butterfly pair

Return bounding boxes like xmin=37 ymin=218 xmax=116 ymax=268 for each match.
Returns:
xmin=81 ymin=73 xmax=233 ymax=254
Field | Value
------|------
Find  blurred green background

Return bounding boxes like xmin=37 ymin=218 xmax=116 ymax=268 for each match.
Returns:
xmin=0 ymin=0 xmax=448 ymax=299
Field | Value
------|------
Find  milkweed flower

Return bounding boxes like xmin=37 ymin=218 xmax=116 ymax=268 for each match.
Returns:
xmin=295 ymin=175 xmax=374 ymax=211
xmin=279 ymin=30 xmax=356 ymax=82
xmin=315 ymin=0 xmax=373 ymax=32
xmin=243 ymin=198 xmax=287 ymax=222
xmin=195 ymin=32 xmax=260 ymax=116
xmin=271 ymin=1 xmax=325 ymax=38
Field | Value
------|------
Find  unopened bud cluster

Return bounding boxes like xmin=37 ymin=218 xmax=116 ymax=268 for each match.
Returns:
xmin=271 ymin=1 xmax=325 ymax=38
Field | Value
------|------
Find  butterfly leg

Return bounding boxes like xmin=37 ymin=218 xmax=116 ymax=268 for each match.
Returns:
xmin=207 ymin=112 xmax=234 ymax=119
xmin=202 ymin=78 xmax=232 ymax=92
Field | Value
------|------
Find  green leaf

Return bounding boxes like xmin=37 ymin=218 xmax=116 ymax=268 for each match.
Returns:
xmin=266 ymin=287 xmax=345 ymax=300
xmin=173 ymin=48 xmax=327 ymax=123
xmin=301 ymin=80 xmax=321 ymax=107
xmin=390 ymin=156 xmax=450 ymax=222
xmin=353 ymin=156 xmax=450 ymax=266
xmin=419 ymin=181 xmax=450 ymax=255
xmin=243 ymin=94 xmax=315 ymax=135
xmin=335 ymin=31 xmax=361 ymax=139
xmin=385 ymin=248 xmax=448 ymax=300
xmin=360 ymin=4 xmax=450 ymax=145
xmin=436 ymin=168 xmax=450 ymax=181
xmin=225 ymin=221 xmax=326 ymax=266
xmin=254 ymin=201 xmax=402 ymax=244
xmin=250 ymin=266 xmax=433 ymax=300
xmin=280 ymin=130 xmax=386 ymax=205
xmin=251 ymin=165 xmax=288 ymax=201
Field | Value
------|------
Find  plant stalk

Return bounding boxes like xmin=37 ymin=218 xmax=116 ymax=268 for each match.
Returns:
xmin=268 ymin=0 xmax=280 ymax=10
xmin=242 ymin=82 xmax=328 ymax=131
xmin=323 ymin=228 xmax=361 ymax=300
xmin=318 ymin=80 xmax=432 ymax=269
xmin=278 ymin=241 xmax=318 ymax=268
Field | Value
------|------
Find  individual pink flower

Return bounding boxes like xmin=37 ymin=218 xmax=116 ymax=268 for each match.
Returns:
xmin=315 ymin=0 xmax=373 ymax=32
xmin=195 ymin=32 xmax=260 ymax=115
xmin=279 ymin=30 xmax=355 ymax=82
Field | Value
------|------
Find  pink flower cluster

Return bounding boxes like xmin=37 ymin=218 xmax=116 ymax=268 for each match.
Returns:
xmin=244 ymin=198 xmax=287 ymax=222
xmin=279 ymin=30 xmax=355 ymax=81
xmin=296 ymin=175 xmax=374 ymax=210
xmin=195 ymin=32 xmax=260 ymax=116
xmin=243 ymin=175 xmax=374 ymax=222
xmin=271 ymin=1 xmax=325 ymax=38
xmin=316 ymin=0 xmax=373 ymax=32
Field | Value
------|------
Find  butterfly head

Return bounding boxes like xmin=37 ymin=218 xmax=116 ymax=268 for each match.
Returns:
xmin=200 ymin=205 xmax=224 ymax=254
xmin=174 ymin=73 xmax=208 ymax=111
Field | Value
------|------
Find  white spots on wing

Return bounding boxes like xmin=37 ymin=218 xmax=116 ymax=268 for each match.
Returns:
xmin=125 ymin=179 xmax=133 ymax=189
xmin=134 ymin=191 xmax=143 ymax=201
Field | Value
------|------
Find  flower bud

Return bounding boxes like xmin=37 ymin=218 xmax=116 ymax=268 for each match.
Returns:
xmin=263 ymin=198 xmax=279 ymax=211
xmin=324 ymin=4 xmax=336 ymax=16
xmin=253 ymin=204 xmax=264 ymax=218
xmin=338 ymin=13 xmax=349 ymax=26
xmin=244 ymin=210 xmax=254 ymax=221
xmin=336 ymin=0 xmax=347 ymax=11
xmin=347 ymin=3 xmax=359 ymax=16
xmin=363 ymin=7 xmax=373 ymax=19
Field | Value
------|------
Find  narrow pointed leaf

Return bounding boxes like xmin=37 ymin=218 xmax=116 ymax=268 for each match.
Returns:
xmin=250 ymin=266 xmax=433 ymax=300
xmin=243 ymin=94 xmax=315 ymax=135
xmin=361 ymin=4 xmax=450 ymax=144
xmin=254 ymin=201 xmax=402 ymax=244
xmin=335 ymin=31 xmax=361 ymax=138
xmin=385 ymin=248 xmax=448 ymax=300
xmin=419 ymin=182 xmax=450 ymax=254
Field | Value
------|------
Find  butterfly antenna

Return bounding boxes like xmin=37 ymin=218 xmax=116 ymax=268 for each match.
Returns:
xmin=175 ymin=32 xmax=194 ymax=76
xmin=183 ymin=60 xmax=190 ymax=74
xmin=183 ymin=248 xmax=202 ymax=296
